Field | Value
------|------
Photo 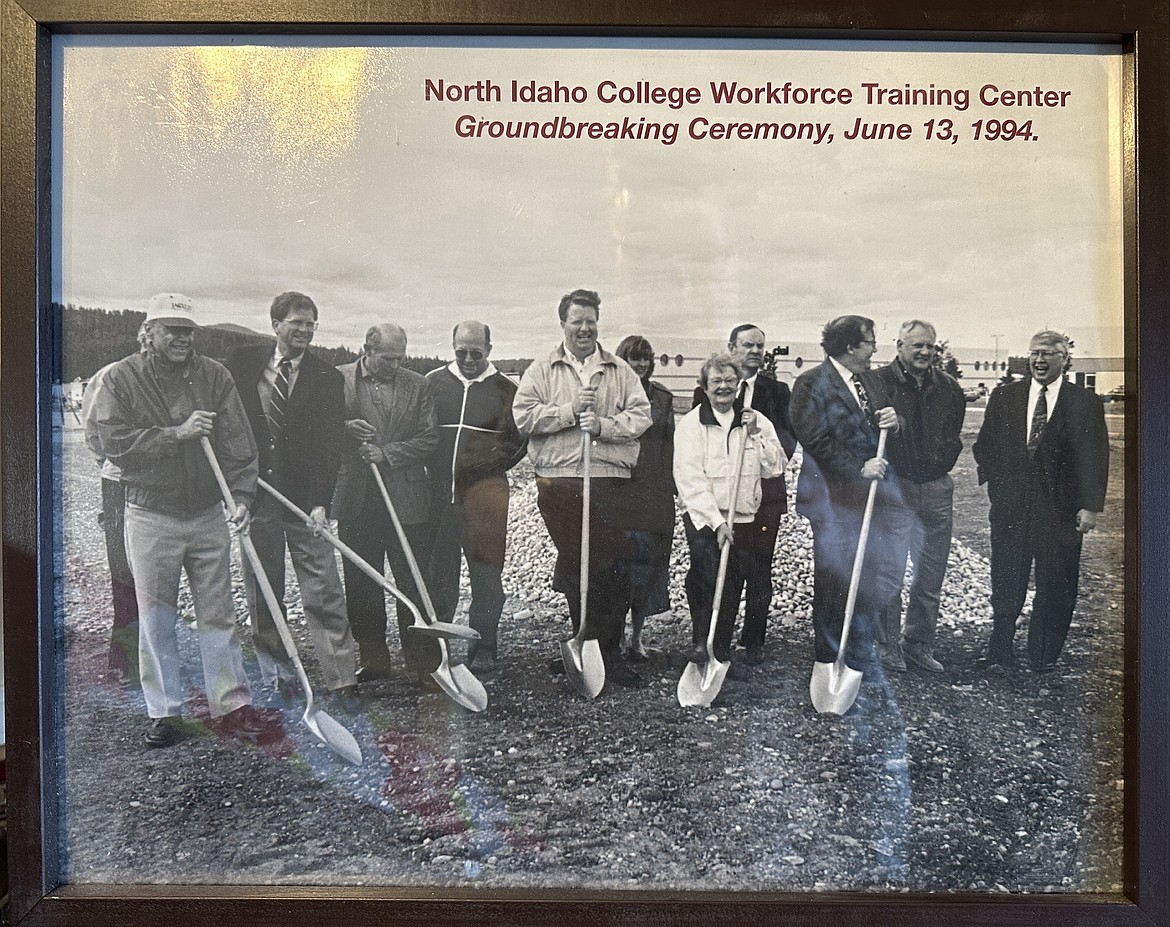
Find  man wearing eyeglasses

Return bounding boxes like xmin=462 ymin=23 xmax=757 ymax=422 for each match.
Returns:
xmin=862 ymin=320 xmax=967 ymax=674
xmin=973 ymin=330 xmax=1109 ymax=673
xmin=790 ymin=315 xmax=905 ymax=676
xmin=226 ymin=292 xmax=359 ymax=707
xmin=423 ymin=321 xmax=528 ymax=674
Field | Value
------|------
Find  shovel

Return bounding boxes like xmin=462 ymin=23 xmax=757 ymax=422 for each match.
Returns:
xmin=810 ymin=427 xmax=890 ymax=715
xmin=199 ymin=438 xmax=362 ymax=765
xmin=368 ymin=464 xmax=488 ymax=713
xmin=677 ymin=420 xmax=750 ymax=708
xmin=562 ymin=428 xmax=606 ymax=699
xmin=255 ymin=477 xmax=459 ymax=643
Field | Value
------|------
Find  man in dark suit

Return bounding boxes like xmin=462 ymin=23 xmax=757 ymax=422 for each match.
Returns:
xmin=333 ymin=323 xmax=441 ymax=686
xmin=225 ymin=292 xmax=359 ymax=703
xmin=790 ymin=315 xmax=905 ymax=672
xmin=691 ymin=324 xmax=797 ymax=665
xmin=973 ymin=330 xmax=1109 ymax=672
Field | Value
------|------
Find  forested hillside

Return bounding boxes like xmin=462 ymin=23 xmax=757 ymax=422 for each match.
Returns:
xmin=56 ymin=304 xmax=531 ymax=383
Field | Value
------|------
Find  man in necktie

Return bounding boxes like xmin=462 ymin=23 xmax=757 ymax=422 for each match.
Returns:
xmin=790 ymin=315 xmax=906 ymax=675
xmin=973 ymin=331 xmax=1109 ymax=673
xmin=226 ymin=292 xmax=359 ymax=706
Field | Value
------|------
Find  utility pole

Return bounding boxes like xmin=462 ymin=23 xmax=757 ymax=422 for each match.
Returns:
xmin=992 ymin=334 xmax=1004 ymax=368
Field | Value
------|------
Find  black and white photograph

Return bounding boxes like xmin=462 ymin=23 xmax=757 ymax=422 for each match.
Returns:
xmin=44 ymin=33 xmax=1127 ymax=897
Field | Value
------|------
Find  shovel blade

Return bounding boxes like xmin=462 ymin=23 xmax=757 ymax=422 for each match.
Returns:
xmin=302 ymin=707 xmax=363 ymax=765
xmin=677 ymin=657 xmax=730 ymax=708
xmin=561 ymin=638 xmax=604 ymax=700
xmin=407 ymin=621 xmax=481 ymax=641
xmin=430 ymin=661 xmax=488 ymax=712
xmin=809 ymin=660 xmax=864 ymax=715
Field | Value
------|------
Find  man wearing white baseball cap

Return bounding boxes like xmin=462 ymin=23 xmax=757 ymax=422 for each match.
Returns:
xmin=86 ymin=292 xmax=277 ymax=747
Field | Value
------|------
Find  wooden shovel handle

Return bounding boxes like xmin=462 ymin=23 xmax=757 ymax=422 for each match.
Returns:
xmin=705 ymin=423 xmax=751 ymax=656
xmin=836 ymin=427 xmax=890 ymax=672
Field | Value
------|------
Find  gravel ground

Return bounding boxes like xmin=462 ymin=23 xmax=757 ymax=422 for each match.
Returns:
xmin=54 ymin=416 xmax=1125 ymax=894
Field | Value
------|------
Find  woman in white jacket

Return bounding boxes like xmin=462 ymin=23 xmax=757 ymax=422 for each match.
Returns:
xmin=674 ymin=353 xmax=786 ymax=664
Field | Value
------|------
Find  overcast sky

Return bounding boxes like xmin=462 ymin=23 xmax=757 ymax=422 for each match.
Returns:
xmin=53 ymin=37 xmax=1124 ymax=361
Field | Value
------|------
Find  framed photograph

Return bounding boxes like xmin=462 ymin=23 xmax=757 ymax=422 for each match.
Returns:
xmin=3 ymin=2 xmax=1167 ymax=925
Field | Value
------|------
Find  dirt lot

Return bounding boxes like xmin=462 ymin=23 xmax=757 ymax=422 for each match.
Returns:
xmin=54 ymin=411 xmax=1126 ymax=894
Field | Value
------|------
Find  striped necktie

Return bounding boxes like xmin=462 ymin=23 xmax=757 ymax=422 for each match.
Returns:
xmin=268 ymin=358 xmax=292 ymax=438
xmin=1027 ymin=384 xmax=1048 ymax=456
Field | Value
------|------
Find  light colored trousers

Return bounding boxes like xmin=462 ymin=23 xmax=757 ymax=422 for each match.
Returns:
xmin=242 ymin=494 xmax=357 ymax=691
xmin=878 ymin=474 xmax=955 ymax=648
xmin=125 ymin=502 xmax=251 ymax=719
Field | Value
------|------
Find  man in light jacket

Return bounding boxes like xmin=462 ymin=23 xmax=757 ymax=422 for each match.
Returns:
xmin=512 ymin=289 xmax=652 ymax=688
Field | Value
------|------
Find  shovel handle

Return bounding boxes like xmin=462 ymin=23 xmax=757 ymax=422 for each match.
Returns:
xmin=198 ymin=437 xmax=315 ymax=701
xmin=257 ymin=476 xmax=426 ymax=629
xmin=705 ymin=423 xmax=751 ymax=657
xmin=575 ymin=369 xmax=604 ymax=647
xmin=836 ymin=427 xmax=889 ymax=673
xmin=369 ymin=463 xmax=439 ymax=623
xmin=577 ymin=429 xmax=592 ymax=646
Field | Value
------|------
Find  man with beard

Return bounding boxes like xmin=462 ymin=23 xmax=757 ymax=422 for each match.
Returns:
xmin=85 ymin=293 xmax=272 ymax=747
xmin=512 ymin=289 xmax=652 ymax=689
xmin=863 ymin=320 xmax=967 ymax=674
xmin=973 ymin=330 xmax=1108 ymax=673
xmin=225 ymin=292 xmax=359 ymax=706
xmin=790 ymin=315 xmax=905 ymax=674
xmin=333 ymin=323 xmax=441 ymax=688
xmin=424 ymin=321 xmax=528 ymax=675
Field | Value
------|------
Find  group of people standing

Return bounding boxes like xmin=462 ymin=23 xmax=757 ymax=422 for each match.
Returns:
xmin=81 ymin=286 xmax=1110 ymax=747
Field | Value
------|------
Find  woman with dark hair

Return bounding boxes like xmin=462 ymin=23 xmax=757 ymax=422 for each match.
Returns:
xmin=614 ymin=335 xmax=677 ymax=659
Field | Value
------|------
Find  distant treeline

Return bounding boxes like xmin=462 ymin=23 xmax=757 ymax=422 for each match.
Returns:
xmin=56 ymin=305 xmax=532 ymax=382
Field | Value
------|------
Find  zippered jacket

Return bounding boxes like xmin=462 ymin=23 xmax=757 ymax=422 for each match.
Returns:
xmin=512 ymin=344 xmax=651 ymax=479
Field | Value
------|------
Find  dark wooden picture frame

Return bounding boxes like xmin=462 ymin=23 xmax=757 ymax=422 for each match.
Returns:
xmin=2 ymin=2 xmax=1166 ymax=925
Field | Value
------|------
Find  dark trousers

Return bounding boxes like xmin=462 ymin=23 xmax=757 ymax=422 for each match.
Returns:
xmin=683 ymin=514 xmax=753 ymax=662
xmin=809 ymin=505 xmax=906 ymax=671
xmin=535 ymin=476 xmax=630 ymax=658
xmin=338 ymin=512 xmax=440 ymax=674
xmin=101 ymin=477 xmax=139 ymax=677
xmin=732 ymin=496 xmax=784 ymax=649
xmin=425 ymin=477 xmax=510 ymax=654
xmin=988 ymin=479 xmax=1084 ymax=668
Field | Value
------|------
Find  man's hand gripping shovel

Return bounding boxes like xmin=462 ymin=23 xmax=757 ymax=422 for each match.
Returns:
xmin=809 ymin=427 xmax=890 ymax=715
xmin=561 ymin=370 xmax=606 ymax=699
xmin=200 ymin=437 xmax=362 ymax=765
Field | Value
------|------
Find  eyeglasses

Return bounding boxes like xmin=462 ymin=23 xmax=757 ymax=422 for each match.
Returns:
xmin=1029 ymin=350 xmax=1065 ymax=359
xmin=859 ymin=339 xmax=877 ymax=347
xmin=283 ymin=320 xmax=318 ymax=331
xmin=455 ymin=349 xmax=484 ymax=362
xmin=707 ymin=376 xmax=740 ymax=388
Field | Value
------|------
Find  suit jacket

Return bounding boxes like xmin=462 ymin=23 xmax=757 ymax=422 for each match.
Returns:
xmin=225 ymin=343 xmax=341 ymax=515
xmin=973 ymin=377 xmax=1108 ymax=527
xmin=331 ymin=361 xmax=437 ymax=525
xmin=790 ymin=360 xmax=902 ymax=524
xmin=692 ymin=374 xmax=795 ymax=510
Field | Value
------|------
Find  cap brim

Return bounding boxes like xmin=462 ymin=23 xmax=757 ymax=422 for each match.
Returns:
xmin=151 ymin=316 xmax=199 ymax=328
